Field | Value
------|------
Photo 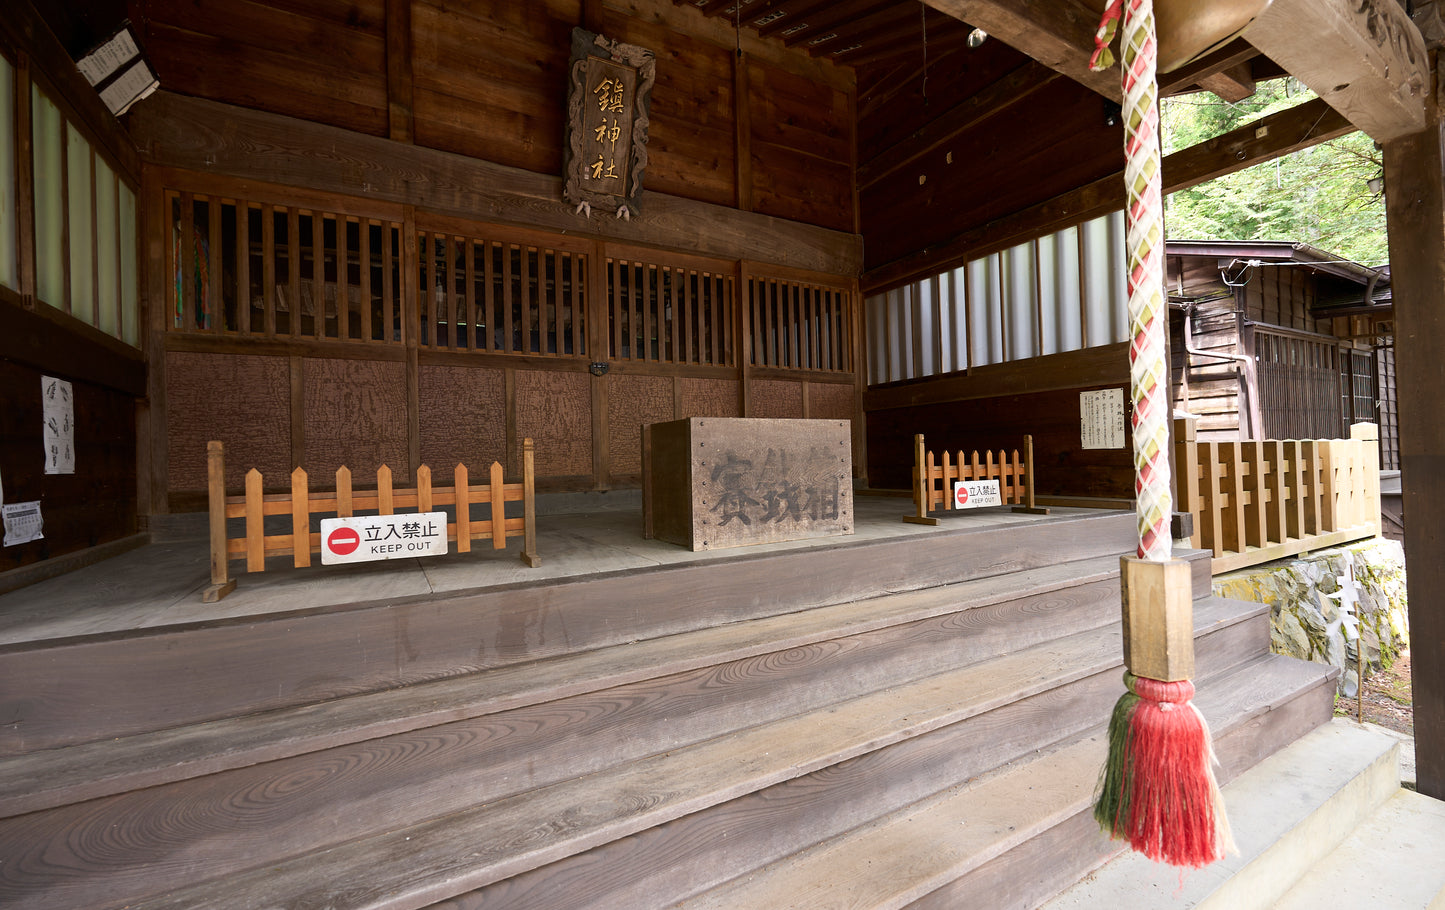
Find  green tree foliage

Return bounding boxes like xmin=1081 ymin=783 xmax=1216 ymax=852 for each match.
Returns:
xmin=1162 ymin=79 xmax=1388 ymax=266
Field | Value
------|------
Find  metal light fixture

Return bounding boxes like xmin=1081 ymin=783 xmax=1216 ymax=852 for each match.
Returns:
xmin=967 ymin=27 xmax=988 ymax=48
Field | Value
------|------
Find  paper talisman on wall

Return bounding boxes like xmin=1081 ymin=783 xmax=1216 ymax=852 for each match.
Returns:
xmin=564 ymin=27 xmax=654 ymax=218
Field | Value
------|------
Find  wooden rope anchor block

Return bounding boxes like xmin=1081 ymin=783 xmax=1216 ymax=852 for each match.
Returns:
xmin=203 ymin=439 xmax=541 ymax=602
xmin=903 ymin=432 xmax=1048 ymax=526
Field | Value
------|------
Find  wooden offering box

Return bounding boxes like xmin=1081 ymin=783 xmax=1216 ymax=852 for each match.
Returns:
xmin=644 ymin=417 xmax=854 ymax=551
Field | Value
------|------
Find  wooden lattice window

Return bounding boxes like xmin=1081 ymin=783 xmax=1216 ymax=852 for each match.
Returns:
xmin=748 ymin=274 xmax=852 ymax=373
xmin=417 ymin=228 xmax=588 ymax=356
xmin=167 ymin=190 xmax=404 ymax=343
xmin=606 ymin=254 xmax=735 ymax=366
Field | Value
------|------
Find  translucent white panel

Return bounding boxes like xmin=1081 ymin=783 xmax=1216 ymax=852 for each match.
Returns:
xmin=0 ymin=56 xmax=16 ymax=290
xmin=32 ymin=86 xmax=65 ymax=308
xmin=68 ymin=125 xmax=95 ymax=322
xmin=886 ymin=287 xmax=906 ymax=383
xmin=914 ymin=277 xmax=936 ymax=377
xmin=1109 ymin=209 xmax=1130 ymax=343
xmin=1003 ymin=242 xmax=1037 ymax=361
xmin=1081 ymin=212 xmax=1119 ymax=347
xmin=120 ymin=182 xmax=138 ymax=346
xmin=1036 ymin=236 xmax=1059 ymax=356
xmin=1051 ymin=226 xmax=1084 ymax=352
xmin=95 ymin=159 xmax=119 ymax=337
xmin=949 ymin=267 xmax=969 ymax=373
xmin=967 ymin=256 xmax=1003 ymax=367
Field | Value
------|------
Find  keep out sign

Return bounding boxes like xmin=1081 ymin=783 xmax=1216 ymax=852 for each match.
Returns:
xmin=321 ymin=512 xmax=450 ymax=565
xmin=953 ymin=479 xmax=1003 ymax=510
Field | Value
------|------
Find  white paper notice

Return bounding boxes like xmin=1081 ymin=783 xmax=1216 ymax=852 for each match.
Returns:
xmin=1080 ymin=387 xmax=1126 ymax=450
xmin=3 ymin=502 xmax=43 ymax=547
xmin=77 ymin=29 xmax=141 ymax=85
xmin=43 ymin=376 xmax=75 ymax=475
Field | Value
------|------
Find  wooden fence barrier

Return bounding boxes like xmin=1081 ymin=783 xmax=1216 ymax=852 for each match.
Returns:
xmin=904 ymin=433 xmax=1046 ymax=525
xmin=204 ymin=439 xmax=541 ymax=602
xmin=1174 ymin=417 xmax=1380 ymax=573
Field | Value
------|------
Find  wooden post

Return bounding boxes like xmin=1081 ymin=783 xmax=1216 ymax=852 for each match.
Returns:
xmin=455 ymin=463 xmax=471 ymax=553
xmin=291 ymin=468 xmax=310 ymax=567
xmin=245 ymin=468 xmax=265 ymax=573
xmin=1173 ymin=416 xmax=1201 ymax=550
xmin=1383 ymin=80 xmax=1445 ymax=797
xmin=903 ymin=433 xmax=940 ymax=525
xmin=489 ymin=460 xmax=506 ymax=550
xmin=520 ymin=437 xmax=541 ymax=567
xmin=202 ymin=441 xmax=236 ymax=603
xmin=1350 ymin=422 xmax=1382 ymax=536
xmin=1013 ymin=434 xmax=1050 ymax=514
xmin=1120 ymin=557 xmax=1195 ymax=682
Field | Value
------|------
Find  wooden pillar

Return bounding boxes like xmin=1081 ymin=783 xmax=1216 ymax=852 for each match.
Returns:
xmin=1382 ymin=50 xmax=1445 ymax=800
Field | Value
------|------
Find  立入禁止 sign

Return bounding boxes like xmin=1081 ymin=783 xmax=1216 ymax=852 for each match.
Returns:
xmin=320 ymin=512 xmax=449 ymax=565
xmin=953 ymin=479 xmax=1002 ymax=509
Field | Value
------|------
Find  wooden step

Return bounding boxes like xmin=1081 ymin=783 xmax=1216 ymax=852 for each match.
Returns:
xmin=2 ymin=594 xmax=1269 ymax=910
xmin=0 ymin=511 xmax=1136 ymax=755
xmin=0 ymin=554 xmax=1126 ymax=819
xmin=675 ymin=655 xmax=1338 ymax=910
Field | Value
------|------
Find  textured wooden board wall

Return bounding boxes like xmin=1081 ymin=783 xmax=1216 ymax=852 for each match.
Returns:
xmin=411 ymin=0 xmax=577 ymax=174
xmin=140 ymin=0 xmax=389 ymax=138
xmin=516 ymin=369 xmax=593 ymax=476
xmin=0 ymin=360 xmax=137 ymax=572
xmin=607 ymin=374 xmax=675 ymax=476
xmin=748 ymin=58 xmax=853 ymax=232
xmin=680 ymin=377 xmax=741 ymax=418
xmin=166 ymin=351 xmax=291 ymax=491
xmin=749 ymin=379 xmax=805 ymax=419
xmin=808 ymin=381 xmax=855 ymax=421
xmin=418 ymin=364 xmax=507 ymax=484
xmin=303 ymin=358 xmax=409 ymax=480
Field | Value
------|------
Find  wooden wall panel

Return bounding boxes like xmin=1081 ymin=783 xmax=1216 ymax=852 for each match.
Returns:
xmin=750 ymin=379 xmax=805 ymax=419
xmin=410 ymin=0 xmax=577 ymax=175
xmin=0 ymin=360 xmax=137 ymax=572
xmin=303 ymin=357 xmax=409 ymax=480
xmin=516 ymin=369 xmax=593 ymax=476
xmin=140 ymin=0 xmax=389 ymax=138
xmin=418 ymin=364 xmax=507 ymax=484
xmin=866 ymin=384 xmax=1134 ymax=499
xmin=680 ymin=377 xmax=741 ymax=418
xmin=748 ymin=59 xmax=853 ymax=232
xmin=600 ymin=10 xmax=737 ymax=208
xmin=809 ymin=381 xmax=856 ymax=421
xmin=607 ymin=374 xmax=674 ymax=476
xmin=166 ymin=352 xmax=291 ymax=491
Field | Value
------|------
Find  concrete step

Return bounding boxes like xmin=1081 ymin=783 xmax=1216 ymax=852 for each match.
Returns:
xmin=1043 ymin=719 xmax=1407 ymax=910
xmin=1273 ymin=788 xmax=1445 ymax=910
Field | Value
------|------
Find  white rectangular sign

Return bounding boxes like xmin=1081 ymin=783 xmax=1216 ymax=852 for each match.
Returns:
xmin=1080 ymin=387 xmax=1126 ymax=450
xmin=320 ymin=512 xmax=449 ymax=565
xmin=2 ymin=501 xmax=43 ymax=547
xmin=953 ymin=479 xmax=1002 ymax=509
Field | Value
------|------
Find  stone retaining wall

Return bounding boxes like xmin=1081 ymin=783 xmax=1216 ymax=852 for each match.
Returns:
xmin=1213 ymin=538 xmax=1409 ymax=696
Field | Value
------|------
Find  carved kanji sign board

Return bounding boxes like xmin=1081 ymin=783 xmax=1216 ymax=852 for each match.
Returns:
xmin=564 ymin=28 xmax=654 ymax=217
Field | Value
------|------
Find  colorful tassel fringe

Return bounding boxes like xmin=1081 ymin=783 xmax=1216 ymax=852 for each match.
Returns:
xmin=1093 ymin=673 xmax=1235 ymax=868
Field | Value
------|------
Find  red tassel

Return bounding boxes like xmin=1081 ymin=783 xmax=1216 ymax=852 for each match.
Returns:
xmin=1120 ymin=677 xmax=1233 ymax=867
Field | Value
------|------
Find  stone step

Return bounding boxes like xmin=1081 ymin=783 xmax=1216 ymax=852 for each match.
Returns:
xmin=1272 ymin=787 xmax=1445 ymax=910
xmin=1042 ymin=718 xmax=1405 ymax=910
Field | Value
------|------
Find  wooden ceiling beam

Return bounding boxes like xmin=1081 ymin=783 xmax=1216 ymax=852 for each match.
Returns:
xmin=1158 ymin=38 xmax=1259 ymax=96
xmin=778 ymin=0 xmax=888 ymax=46
xmin=1196 ymin=63 xmax=1257 ymax=103
xmin=862 ymin=95 xmax=1353 ymax=292
xmin=757 ymin=0 xmax=833 ymax=37
xmin=921 ymin=0 xmax=1121 ymax=101
xmin=833 ymin=20 xmax=970 ymax=68
xmin=1244 ymin=0 xmax=1428 ymax=141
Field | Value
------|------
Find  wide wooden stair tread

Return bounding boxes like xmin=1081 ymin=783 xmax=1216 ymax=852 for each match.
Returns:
xmin=0 ymin=519 xmax=1343 ymax=910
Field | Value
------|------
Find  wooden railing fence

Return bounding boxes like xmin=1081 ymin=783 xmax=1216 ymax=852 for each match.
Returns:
xmin=204 ymin=439 xmax=540 ymax=602
xmin=904 ymin=433 xmax=1045 ymax=525
xmin=1174 ymin=416 xmax=1380 ymax=573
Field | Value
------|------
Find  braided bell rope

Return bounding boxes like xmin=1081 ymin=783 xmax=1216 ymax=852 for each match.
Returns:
xmin=1120 ymin=0 xmax=1172 ymax=562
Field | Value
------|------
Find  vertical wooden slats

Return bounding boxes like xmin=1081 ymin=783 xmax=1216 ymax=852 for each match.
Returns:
xmin=382 ymin=224 xmax=395 ymax=343
xmin=207 ymin=197 xmax=222 ymax=331
xmin=236 ymin=204 xmax=251 ymax=335
xmin=287 ymin=206 xmax=301 ymax=338
xmin=571 ymin=252 xmax=584 ymax=356
xmin=1202 ymin=442 xmax=1223 ymax=557
xmin=446 ymin=234 xmax=458 ymax=350
xmin=358 ymin=220 xmax=372 ymax=343
xmin=520 ymin=245 xmax=533 ymax=354
xmin=262 ymin=205 xmax=277 ymax=336
xmin=503 ymin=244 xmax=515 ymax=354
xmin=338 ymin=216 xmax=350 ymax=341
xmin=179 ymin=191 xmax=195 ymax=330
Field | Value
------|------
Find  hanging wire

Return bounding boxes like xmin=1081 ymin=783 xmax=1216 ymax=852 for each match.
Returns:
xmin=920 ymin=2 xmax=928 ymax=101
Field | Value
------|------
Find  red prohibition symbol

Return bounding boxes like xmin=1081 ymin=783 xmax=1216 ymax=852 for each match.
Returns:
xmin=327 ymin=526 xmax=361 ymax=556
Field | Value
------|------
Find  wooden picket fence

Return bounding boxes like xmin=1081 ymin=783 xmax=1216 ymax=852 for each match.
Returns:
xmin=904 ymin=433 xmax=1046 ymax=525
xmin=1174 ymin=416 xmax=1380 ymax=573
xmin=204 ymin=439 xmax=540 ymax=602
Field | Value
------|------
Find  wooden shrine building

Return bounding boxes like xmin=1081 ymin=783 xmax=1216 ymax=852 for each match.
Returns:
xmin=1 ymin=0 xmax=1444 ymax=904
